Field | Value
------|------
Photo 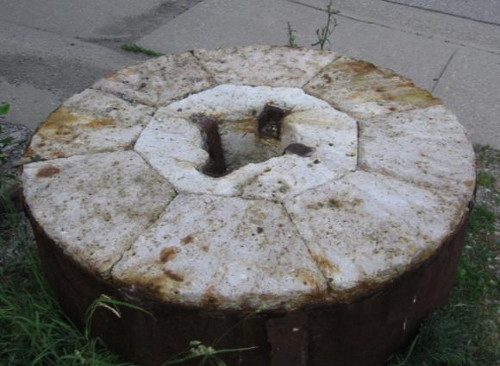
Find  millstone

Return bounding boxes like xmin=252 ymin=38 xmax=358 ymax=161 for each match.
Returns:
xmin=21 ymin=45 xmax=476 ymax=366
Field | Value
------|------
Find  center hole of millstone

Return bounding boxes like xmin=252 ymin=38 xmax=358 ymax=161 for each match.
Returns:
xmin=192 ymin=104 xmax=290 ymax=178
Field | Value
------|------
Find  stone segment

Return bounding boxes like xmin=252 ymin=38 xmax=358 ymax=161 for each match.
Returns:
xmin=359 ymin=105 xmax=476 ymax=205
xmin=92 ymin=51 xmax=214 ymax=107
xmin=112 ymin=194 xmax=327 ymax=310
xmin=136 ymin=85 xmax=357 ymax=200
xmin=22 ymin=89 xmax=154 ymax=162
xmin=284 ymin=171 xmax=466 ymax=299
xmin=193 ymin=45 xmax=339 ymax=87
xmin=164 ymin=84 xmax=333 ymax=119
xmin=282 ymin=107 xmax=358 ymax=161
xmin=21 ymin=151 xmax=175 ymax=275
xmin=304 ymin=56 xmax=441 ymax=120
xmin=134 ymin=115 xmax=207 ymax=167
xmin=239 ymin=153 xmax=352 ymax=202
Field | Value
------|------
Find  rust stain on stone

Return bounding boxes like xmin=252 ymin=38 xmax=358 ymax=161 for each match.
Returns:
xmin=105 ymin=66 xmax=137 ymax=81
xmin=328 ymin=198 xmax=343 ymax=208
xmin=180 ymin=234 xmax=195 ymax=245
xmin=39 ymin=107 xmax=115 ymax=139
xmin=322 ymin=73 xmax=333 ymax=83
xmin=23 ymin=146 xmax=36 ymax=159
xmin=162 ymin=269 xmax=184 ymax=282
xmin=295 ymin=268 xmax=322 ymax=289
xmin=36 ymin=165 xmax=60 ymax=178
xmin=464 ymin=179 xmax=476 ymax=189
xmin=222 ymin=118 xmax=256 ymax=134
xmin=331 ymin=197 xmax=363 ymax=209
xmin=159 ymin=247 xmax=179 ymax=263
xmin=384 ymin=88 xmax=439 ymax=106
xmin=42 ymin=107 xmax=79 ymax=131
xmin=312 ymin=254 xmax=340 ymax=274
xmin=201 ymin=290 xmax=220 ymax=307
xmin=336 ymin=59 xmax=377 ymax=76
xmin=119 ymin=277 xmax=163 ymax=299
xmin=83 ymin=117 xmax=115 ymax=128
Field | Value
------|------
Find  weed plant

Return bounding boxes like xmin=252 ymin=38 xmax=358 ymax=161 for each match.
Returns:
xmin=286 ymin=1 xmax=338 ymax=50
xmin=286 ymin=22 xmax=298 ymax=48
xmin=311 ymin=1 xmax=338 ymax=50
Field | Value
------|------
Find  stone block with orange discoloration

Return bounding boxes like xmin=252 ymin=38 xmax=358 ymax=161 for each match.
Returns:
xmin=304 ymin=57 xmax=441 ymax=120
xmin=194 ymin=45 xmax=340 ymax=88
xmin=22 ymin=151 xmax=175 ymax=275
xmin=93 ymin=51 xmax=215 ymax=107
xmin=22 ymin=89 xmax=154 ymax=162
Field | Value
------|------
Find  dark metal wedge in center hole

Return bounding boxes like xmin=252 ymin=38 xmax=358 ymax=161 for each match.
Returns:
xmin=257 ymin=104 xmax=288 ymax=139
xmin=191 ymin=114 xmax=227 ymax=177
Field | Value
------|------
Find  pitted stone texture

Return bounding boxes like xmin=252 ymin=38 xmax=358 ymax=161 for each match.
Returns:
xmin=22 ymin=151 xmax=175 ymax=275
xmin=304 ymin=56 xmax=441 ymax=120
xmin=194 ymin=45 xmax=339 ymax=87
xmin=284 ymin=171 xmax=467 ymax=300
xmin=112 ymin=194 xmax=327 ymax=310
xmin=359 ymin=105 xmax=476 ymax=205
xmin=93 ymin=52 xmax=214 ymax=107
xmin=164 ymin=84 xmax=332 ymax=119
xmin=21 ymin=46 xmax=476 ymax=313
xmin=22 ymin=89 xmax=154 ymax=162
xmin=135 ymin=85 xmax=357 ymax=200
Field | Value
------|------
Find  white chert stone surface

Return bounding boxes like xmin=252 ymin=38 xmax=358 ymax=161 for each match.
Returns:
xmin=21 ymin=46 xmax=476 ymax=309
xmin=112 ymin=195 xmax=327 ymax=310
xmin=284 ymin=171 xmax=467 ymax=299
xmin=23 ymin=89 xmax=154 ymax=161
xmin=359 ymin=105 xmax=476 ymax=206
xmin=163 ymin=84 xmax=333 ymax=120
xmin=304 ymin=56 xmax=441 ymax=120
xmin=136 ymin=84 xmax=358 ymax=200
xmin=194 ymin=45 xmax=339 ymax=88
xmin=22 ymin=151 xmax=175 ymax=275
xmin=92 ymin=52 xmax=214 ymax=107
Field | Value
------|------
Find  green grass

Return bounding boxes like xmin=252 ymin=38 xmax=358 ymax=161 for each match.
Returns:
xmin=476 ymin=145 xmax=500 ymax=168
xmin=120 ymin=44 xmax=164 ymax=57
xmin=477 ymin=171 xmax=496 ymax=188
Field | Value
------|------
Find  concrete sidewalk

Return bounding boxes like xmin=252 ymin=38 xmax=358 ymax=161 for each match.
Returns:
xmin=0 ymin=0 xmax=499 ymax=148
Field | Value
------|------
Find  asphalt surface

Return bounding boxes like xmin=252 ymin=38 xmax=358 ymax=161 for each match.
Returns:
xmin=0 ymin=0 xmax=499 ymax=148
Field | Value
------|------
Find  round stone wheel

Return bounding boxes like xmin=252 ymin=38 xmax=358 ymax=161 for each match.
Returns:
xmin=21 ymin=45 xmax=476 ymax=366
